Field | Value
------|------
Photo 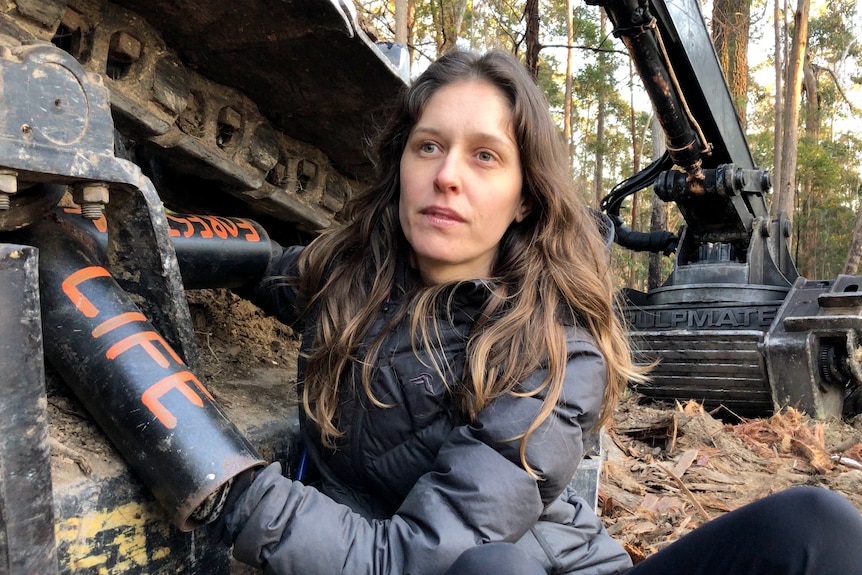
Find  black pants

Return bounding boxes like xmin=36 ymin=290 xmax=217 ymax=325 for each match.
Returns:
xmin=444 ymin=486 xmax=862 ymax=575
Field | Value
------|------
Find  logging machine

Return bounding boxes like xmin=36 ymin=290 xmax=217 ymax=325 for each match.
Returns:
xmin=590 ymin=0 xmax=862 ymax=420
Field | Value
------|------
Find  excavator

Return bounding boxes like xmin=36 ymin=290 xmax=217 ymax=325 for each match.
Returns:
xmin=0 ymin=0 xmax=858 ymax=572
xmin=589 ymin=0 xmax=862 ymax=421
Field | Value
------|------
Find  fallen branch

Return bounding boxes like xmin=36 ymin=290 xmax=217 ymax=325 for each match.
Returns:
xmin=831 ymin=455 xmax=862 ymax=472
xmin=49 ymin=436 xmax=92 ymax=476
xmin=654 ymin=463 xmax=712 ymax=523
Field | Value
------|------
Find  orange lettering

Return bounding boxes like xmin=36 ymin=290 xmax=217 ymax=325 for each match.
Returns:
xmin=187 ymin=216 xmax=213 ymax=238
xmin=207 ymin=216 xmax=229 ymax=239
xmin=212 ymin=216 xmax=239 ymax=238
xmin=62 ymin=267 xmax=111 ymax=318
xmin=167 ymin=214 xmax=194 ymax=238
xmin=92 ymin=311 xmax=147 ymax=338
xmin=141 ymin=371 xmax=214 ymax=429
xmin=106 ymin=331 xmax=183 ymax=368
xmin=235 ymin=219 xmax=261 ymax=242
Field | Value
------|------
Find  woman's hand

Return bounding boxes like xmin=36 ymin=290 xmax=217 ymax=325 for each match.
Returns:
xmin=207 ymin=464 xmax=269 ymax=545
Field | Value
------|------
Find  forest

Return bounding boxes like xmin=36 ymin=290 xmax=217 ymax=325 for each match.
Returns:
xmin=355 ymin=0 xmax=862 ymax=291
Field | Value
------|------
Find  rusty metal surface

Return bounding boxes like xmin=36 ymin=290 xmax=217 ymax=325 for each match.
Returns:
xmin=0 ymin=38 xmax=269 ymax=534
xmin=0 ymin=43 xmax=131 ymax=189
xmin=0 ymin=244 xmax=59 ymax=574
xmin=0 ymin=1 xmax=406 ymax=231
xmin=106 ymin=0 xmax=404 ymax=180
xmin=765 ymin=276 xmax=862 ymax=419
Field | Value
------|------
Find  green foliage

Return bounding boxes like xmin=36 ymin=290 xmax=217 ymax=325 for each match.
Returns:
xmin=536 ymin=53 xmax=565 ymax=111
xmin=792 ymin=133 xmax=862 ymax=277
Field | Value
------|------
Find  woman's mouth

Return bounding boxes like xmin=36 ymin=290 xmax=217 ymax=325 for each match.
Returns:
xmin=421 ymin=206 xmax=465 ymax=225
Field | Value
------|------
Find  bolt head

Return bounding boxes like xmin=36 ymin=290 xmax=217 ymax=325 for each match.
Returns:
xmin=74 ymin=183 xmax=110 ymax=205
xmin=0 ymin=172 xmax=17 ymax=195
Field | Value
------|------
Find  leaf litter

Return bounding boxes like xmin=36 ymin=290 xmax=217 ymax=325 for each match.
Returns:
xmin=602 ymin=394 xmax=862 ymax=563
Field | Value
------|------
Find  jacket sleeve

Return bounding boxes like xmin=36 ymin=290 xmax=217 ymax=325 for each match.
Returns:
xmin=237 ymin=243 xmax=307 ymax=329
xmin=229 ymin=331 xmax=607 ymax=575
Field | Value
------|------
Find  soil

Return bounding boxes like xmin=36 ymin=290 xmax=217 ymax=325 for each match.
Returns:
xmin=46 ymin=288 xmax=862 ymax=565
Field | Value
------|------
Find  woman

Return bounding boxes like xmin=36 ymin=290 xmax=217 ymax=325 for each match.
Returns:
xmin=213 ymin=50 xmax=862 ymax=575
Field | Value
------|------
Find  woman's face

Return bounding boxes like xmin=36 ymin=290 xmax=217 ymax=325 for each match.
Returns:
xmin=398 ymin=80 xmax=528 ymax=285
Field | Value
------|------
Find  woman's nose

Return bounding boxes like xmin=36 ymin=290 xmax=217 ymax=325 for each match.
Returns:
xmin=434 ymin=154 xmax=462 ymax=194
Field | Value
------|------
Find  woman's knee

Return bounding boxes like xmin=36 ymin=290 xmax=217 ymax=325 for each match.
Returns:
xmin=766 ymin=486 xmax=857 ymax=523
xmin=746 ymin=486 xmax=862 ymax=545
xmin=444 ymin=543 xmax=546 ymax=575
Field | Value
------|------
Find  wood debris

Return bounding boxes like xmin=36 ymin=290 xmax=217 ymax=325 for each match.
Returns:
xmin=601 ymin=394 xmax=862 ymax=561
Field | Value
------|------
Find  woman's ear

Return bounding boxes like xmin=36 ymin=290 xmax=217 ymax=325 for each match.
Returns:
xmin=514 ymin=196 xmax=532 ymax=223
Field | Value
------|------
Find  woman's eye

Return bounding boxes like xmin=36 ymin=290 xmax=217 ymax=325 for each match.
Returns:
xmin=477 ymin=151 xmax=495 ymax=162
xmin=420 ymin=142 xmax=438 ymax=154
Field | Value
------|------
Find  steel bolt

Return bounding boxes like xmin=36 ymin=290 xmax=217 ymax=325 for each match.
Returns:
xmin=0 ymin=170 xmax=18 ymax=211
xmin=80 ymin=203 xmax=104 ymax=219
xmin=74 ymin=183 xmax=110 ymax=220
xmin=0 ymin=170 xmax=18 ymax=195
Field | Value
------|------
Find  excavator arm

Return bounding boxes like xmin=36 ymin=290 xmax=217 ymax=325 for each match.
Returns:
xmin=591 ymin=0 xmax=774 ymax=255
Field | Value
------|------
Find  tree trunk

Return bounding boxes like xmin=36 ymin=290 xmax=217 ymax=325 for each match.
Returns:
xmin=772 ymin=0 xmax=784 ymax=193
xmin=592 ymin=10 xmax=607 ymax=207
xmin=628 ymin=59 xmax=640 ymax=288
xmin=434 ymin=0 xmax=468 ymax=55
xmin=594 ymin=95 xmax=605 ymax=208
xmin=524 ymin=0 xmax=540 ymax=78
xmin=564 ymin=0 xmax=573 ymax=153
xmin=395 ymin=0 xmax=408 ymax=44
xmin=802 ymin=54 xmax=819 ymax=138
xmin=843 ymin=189 xmax=862 ymax=274
xmin=797 ymin=53 xmax=818 ymax=277
xmin=774 ymin=0 xmax=811 ymax=221
xmin=712 ymin=0 xmax=750 ymax=129
xmin=648 ymin=115 xmax=667 ymax=290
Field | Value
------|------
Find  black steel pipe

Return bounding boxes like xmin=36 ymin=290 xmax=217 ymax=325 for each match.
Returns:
xmin=54 ymin=206 xmax=273 ymax=289
xmin=9 ymin=217 xmax=265 ymax=531
xmin=0 ymin=244 xmax=60 ymax=574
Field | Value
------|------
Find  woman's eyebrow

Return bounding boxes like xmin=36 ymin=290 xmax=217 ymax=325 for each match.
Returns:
xmin=411 ymin=125 xmax=515 ymax=148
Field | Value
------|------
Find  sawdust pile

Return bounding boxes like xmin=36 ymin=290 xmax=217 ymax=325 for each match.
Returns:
xmin=602 ymin=396 xmax=862 ymax=563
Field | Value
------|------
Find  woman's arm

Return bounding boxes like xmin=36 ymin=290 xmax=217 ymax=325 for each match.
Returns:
xmin=238 ymin=243 xmax=306 ymax=328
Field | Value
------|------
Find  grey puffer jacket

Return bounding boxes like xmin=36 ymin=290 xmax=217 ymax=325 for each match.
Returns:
xmin=229 ymin=244 xmax=632 ymax=575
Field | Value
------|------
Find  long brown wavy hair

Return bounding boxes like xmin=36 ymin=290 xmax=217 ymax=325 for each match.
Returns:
xmin=295 ymin=49 xmax=644 ymax=476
